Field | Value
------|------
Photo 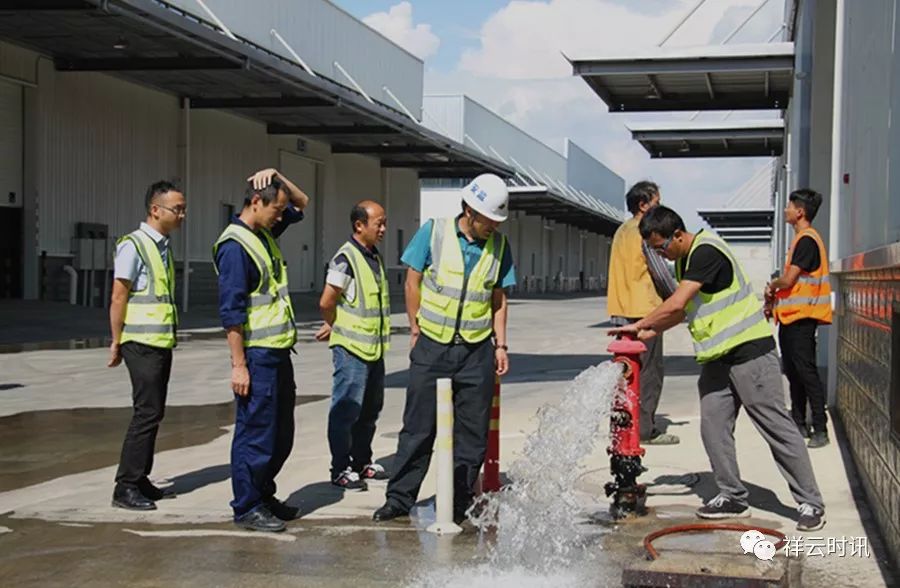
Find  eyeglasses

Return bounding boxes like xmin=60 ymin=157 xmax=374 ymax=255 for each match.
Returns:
xmin=157 ymin=204 xmax=187 ymax=217
xmin=651 ymin=235 xmax=673 ymax=254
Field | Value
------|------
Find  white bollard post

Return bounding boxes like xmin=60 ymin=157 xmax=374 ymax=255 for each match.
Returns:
xmin=427 ymin=378 xmax=462 ymax=535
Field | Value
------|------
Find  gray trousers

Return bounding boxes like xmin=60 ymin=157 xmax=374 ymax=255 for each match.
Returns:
xmin=698 ymin=350 xmax=824 ymax=510
xmin=639 ymin=333 xmax=664 ymax=439
xmin=614 ymin=316 xmax=664 ymax=439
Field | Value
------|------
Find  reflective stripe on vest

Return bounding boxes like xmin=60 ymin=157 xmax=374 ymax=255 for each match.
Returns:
xmin=213 ymin=224 xmax=296 ymax=349
xmin=329 ymin=241 xmax=391 ymax=361
xmin=417 ymin=217 xmax=504 ymax=344
xmin=119 ymin=229 xmax=177 ymax=349
xmin=675 ymin=231 xmax=771 ymax=363
xmin=774 ymin=227 xmax=833 ymax=325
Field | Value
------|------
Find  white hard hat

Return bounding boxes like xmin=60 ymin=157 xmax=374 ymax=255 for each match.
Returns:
xmin=461 ymin=173 xmax=509 ymax=222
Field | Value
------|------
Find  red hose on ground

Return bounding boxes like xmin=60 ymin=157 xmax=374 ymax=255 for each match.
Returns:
xmin=643 ymin=523 xmax=787 ymax=560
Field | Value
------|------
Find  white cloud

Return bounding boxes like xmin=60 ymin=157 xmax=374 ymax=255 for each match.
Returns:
xmin=363 ymin=2 xmax=441 ymax=61
xmin=426 ymin=0 xmax=782 ymax=226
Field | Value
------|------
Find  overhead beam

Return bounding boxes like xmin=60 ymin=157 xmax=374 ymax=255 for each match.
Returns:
xmin=55 ymin=57 xmax=240 ymax=71
xmin=573 ymin=55 xmax=795 ymax=76
xmin=609 ymin=95 xmax=789 ymax=112
xmin=631 ymin=128 xmax=784 ymax=141
xmin=381 ymin=160 xmax=484 ymax=169
xmin=0 ymin=0 xmax=90 ymax=8
xmin=646 ymin=144 xmax=782 ymax=158
xmin=331 ymin=144 xmax=446 ymax=155
xmin=268 ymin=124 xmax=399 ymax=135
xmin=189 ymin=96 xmax=333 ymax=109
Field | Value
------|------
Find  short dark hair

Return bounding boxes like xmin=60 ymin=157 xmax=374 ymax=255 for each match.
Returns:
xmin=243 ymin=178 xmax=285 ymax=208
xmin=789 ymin=188 xmax=823 ymax=221
xmin=144 ymin=180 xmax=182 ymax=212
xmin=639 ymin=205 xmax=686 ymax=239
xmin=625 ymin=181 xmax=660 ymax=214
xmin=350 ymin=203 xmax=369 ymax=230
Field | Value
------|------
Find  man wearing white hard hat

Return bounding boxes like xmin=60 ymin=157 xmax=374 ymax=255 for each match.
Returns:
xmin=373 ymin=173 xmax=516 ymax=523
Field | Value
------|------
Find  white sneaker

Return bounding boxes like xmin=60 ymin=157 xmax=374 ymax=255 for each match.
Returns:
xmin=331 ymin=468 xmax=368 ymax=491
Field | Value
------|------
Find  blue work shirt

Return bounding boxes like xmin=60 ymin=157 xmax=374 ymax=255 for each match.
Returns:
xmin=400 ymin=217 xmax=516 ymax=288
xmin=215 ymin=206 xmax=304 ymax=331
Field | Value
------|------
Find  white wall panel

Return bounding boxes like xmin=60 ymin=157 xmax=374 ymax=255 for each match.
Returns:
xmin=838 ymin=0 xmax=896 ymax=256
xmin=326 ymin=154 xmax=382 ymax=265
xmin=566 ymin=140 xmax=624 ymax=209
xmin=187 ymin=109 xmax=267 ymax=261
xmin=0 ymin=80 xmax=22 ymax=208
xmin=164 ymin=0 xmax=423 ymax=115
xmin=421 ymin=95 xmax=465 ymax=143
xmin=383 ymin=168 xmax=419 ymax=270
xmin=35 ymin=70 xmax=179 ymax=255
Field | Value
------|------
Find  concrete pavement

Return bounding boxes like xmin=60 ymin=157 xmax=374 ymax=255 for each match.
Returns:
xmin=0 ymin=296 xmax=894 ymax=586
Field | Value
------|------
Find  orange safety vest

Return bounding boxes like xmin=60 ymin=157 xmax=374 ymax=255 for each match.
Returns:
xmin=774 ymin=227 xmax=833 ymax=325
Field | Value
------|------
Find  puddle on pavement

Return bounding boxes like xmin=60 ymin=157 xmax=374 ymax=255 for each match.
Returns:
xmin=0 ymin=395 xmax=328 ymax=492
xmin=0 ymin=515 xmax=484 ymax=587
xmin=0 ymin=326 xmax=412 ymax=354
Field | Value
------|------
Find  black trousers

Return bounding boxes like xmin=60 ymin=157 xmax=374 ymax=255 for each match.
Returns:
xmin=115 ymin=342 xmax=172 ymax=488
xmin=385 ymin=335 xmax=495 ymax=512
xmin=778 ymin=319 xmax=828 ymax=434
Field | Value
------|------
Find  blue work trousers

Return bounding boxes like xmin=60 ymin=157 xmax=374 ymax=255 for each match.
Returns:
xmin=327 ymin=345 xmax=385 ymax=477
xmin=230 ymin=348 xmax=296 ymax=518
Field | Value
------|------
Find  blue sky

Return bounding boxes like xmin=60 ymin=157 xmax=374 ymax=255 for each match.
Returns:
xmin=333 ymin=1 xmax=786 ymax=224
xmin=335 ymin=1 xmax=507 ymax=70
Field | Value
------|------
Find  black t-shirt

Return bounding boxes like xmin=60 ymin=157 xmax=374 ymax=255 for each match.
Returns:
xmin=678 ymin=233 xmax=775 ymax=364
xmin=790 ymin=236 xmax=821 ymax=273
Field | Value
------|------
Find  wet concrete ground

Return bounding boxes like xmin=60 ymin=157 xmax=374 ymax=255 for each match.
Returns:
xmin=0 ymin=396 xmax=327 ymax=492
xmin=0 ymin=297 xmax=895 ymax=586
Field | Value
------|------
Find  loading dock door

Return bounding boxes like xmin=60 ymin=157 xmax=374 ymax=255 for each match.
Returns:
xmin=278 ymin=151 xmax=318 ymax=292
xmin=0 ymin=80 xmax=23 ymax=299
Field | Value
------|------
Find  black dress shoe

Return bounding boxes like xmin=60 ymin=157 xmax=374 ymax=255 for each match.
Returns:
xmin=138 ymin=480 xmax=176 ymax=501
xmin=235 ymin=506 xmax=286 ymax=533
xmin=112 ymin=486 xmax=157 ymax=511
xmin=373 ymin=502 xmax=409 ymax=522
xmin=263 ymin=496 xmax=299 ymax=521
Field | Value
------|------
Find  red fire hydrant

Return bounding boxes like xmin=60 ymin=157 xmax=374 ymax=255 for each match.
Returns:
xmin=606 ymin=334 xmax=648 ymax=518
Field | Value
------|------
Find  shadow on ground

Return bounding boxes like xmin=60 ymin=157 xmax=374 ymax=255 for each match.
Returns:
xmin=0 ymin=395 xmax=328 ymax=493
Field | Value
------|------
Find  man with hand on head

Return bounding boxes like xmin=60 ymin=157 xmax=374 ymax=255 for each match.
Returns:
xmin=213 ymin=168 xmax=310 ymax=532
xmin=316 ymin=200 xmax=391 ymax=492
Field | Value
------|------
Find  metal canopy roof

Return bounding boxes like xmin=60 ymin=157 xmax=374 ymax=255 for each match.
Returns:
xmin=508 ymin=186 xmax=622 ymax=235
xmin=571 ymin=43 xmax=794 ymax=112
xmin=627 ymin=119 xmax=784 ymax=158
xmin=0 ymin=0 xmax=510 ymax=179
xmin=697 ymin=208 xmax=774 ymax=241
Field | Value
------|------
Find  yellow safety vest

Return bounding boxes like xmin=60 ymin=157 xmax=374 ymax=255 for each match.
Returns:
xmin=329 ymin=241 xmax=391 ymax=361
xmin=213 ymin=224 xmax=296 ymax=349
xmin=417 ymin=217 xmax=505 ymax=344
xmin=774 ymin=227 xmax=833 ymax=325
xmin=675 ymin=231 xmax=772 ymax=363
xmin=119 ymin=229 xmax=177 ymax=349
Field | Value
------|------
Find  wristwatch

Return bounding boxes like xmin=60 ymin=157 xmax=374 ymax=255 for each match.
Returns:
xmin=496 ymin=344 xmax=509 ymax=351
